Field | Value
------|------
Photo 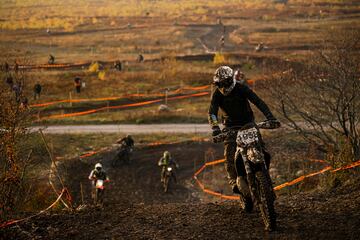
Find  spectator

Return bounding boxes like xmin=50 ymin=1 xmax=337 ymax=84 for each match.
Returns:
xmin=255 ymin=42 xmax=268 ymax=52
xmin=114 ymin=60 xmax=122 ymax=71
xmin=3 ymin=62 xmax=9 ymax=72
xmin=74 ymin=77 xmax=82 ymax=93
xmin=13 ymin=61 xmax=19 ymax=72
xmin=12 ymin=83 xmax=21 ymax=102
xmin=137 ymin=54 xmax=144 ymax=63
xmin=48 ymin=54 xmax=55 ymax=64
xmin=219 ymin=35 xmax=225 ymax=50
xmin=20 ymin=97 xmax=29 ymax=110
xmin=234 ymin=70 xmax=248 ymax=85
xmin=5 ymin=76 xmax=13 ymax=88
xmin=33 ymin=82 xmax=42 ymax=100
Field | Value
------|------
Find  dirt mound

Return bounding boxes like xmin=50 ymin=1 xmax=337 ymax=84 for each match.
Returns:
xmin=55 ymin=141 xmax=223 ymax=206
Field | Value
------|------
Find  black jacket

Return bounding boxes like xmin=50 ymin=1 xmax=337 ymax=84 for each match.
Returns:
xmin=117 ymin=137 xmax=134 ymax=147
xmin=208 ymin=83 xmax=275 ymax=128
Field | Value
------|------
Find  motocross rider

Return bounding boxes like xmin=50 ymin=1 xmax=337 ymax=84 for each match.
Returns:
xmin=208 ymin=66 xmax=280 ymax=194
xmin=88 ymin=163 xmax=109 ymax=186
xmin=116 ymin=134 xmax=134 ymax=149
xmin=158 ymin=151 xmax=179 ymax=183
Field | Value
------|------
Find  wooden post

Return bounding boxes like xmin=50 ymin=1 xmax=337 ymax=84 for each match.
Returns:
xmin=203 ymin=152 xmax=207 ymax=181
xmin=69 ymin=92 xmax=72 ymax=107
xmin=40 ymin=129 xmax=72 ymax=209
xmin=39 ymin=129 xmax=65 ymax=188
xmin=193 ymin=157 xmax=197 ymax=175
xmin=80 ymin=182 xmax=84 ymax=205
xmin=107 ymin=101 xmax=110 ymax=112
xmin=165 ymin=89 xmax=168 ymax=105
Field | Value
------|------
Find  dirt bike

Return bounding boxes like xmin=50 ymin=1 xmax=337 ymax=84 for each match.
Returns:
xmin=93 ymin=179 xmax=107 ymax=206
xmin=112 ymin=143 xmax=132 ymax=167
xmin=213 ymin=120 xmax=280 ymax=231
xmin=163 ymin=166 xmax=175 ymax=193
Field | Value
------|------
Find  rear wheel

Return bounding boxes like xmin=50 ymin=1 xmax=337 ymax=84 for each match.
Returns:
xmin=255 ymin=170 xmax=276 ymax=231
xmin=123 ymin=151 xmax=130 ymax=165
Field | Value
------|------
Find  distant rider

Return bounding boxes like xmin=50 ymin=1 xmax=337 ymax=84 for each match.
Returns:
xmin=116 ymin=134 xmax=134 ymax=149
xmin=158 ymin=151 xmax=179 ymax=183
xmin=115 ymin=135 xmax=134 ymax=162
xmin=208 ymin=66 xmax=279 ymax=195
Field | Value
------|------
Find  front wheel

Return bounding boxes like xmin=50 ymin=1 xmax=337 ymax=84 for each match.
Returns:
xmin=255 ymin=169 xmax=276 ymax=231
xmin=237 ymin=177 xmax=253 ymax=213
xmin=95 ymin=189 xmax=104 ymax=206
xmin=163 ymin=176 xmax=170 ymax=193
xmin=239 ymin=194 xmax=253 ymax=213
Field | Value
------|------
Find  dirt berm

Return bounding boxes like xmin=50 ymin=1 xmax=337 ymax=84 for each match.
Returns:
xmin=1 ymin=141 xmax=359 ymax=239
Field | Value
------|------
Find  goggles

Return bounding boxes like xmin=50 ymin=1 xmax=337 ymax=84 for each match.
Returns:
xmin=213 ymin=77 xmax=233 ymax=88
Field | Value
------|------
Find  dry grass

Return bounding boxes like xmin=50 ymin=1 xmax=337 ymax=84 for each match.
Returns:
xmin=1 ymin=0 xmax=358 ymax=124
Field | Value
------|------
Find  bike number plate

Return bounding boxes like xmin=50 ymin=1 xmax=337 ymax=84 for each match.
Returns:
xmin=96 ymin=180 xmax=104 ymax=189
xmin=237 ymin=127 xmax=259 ymax=145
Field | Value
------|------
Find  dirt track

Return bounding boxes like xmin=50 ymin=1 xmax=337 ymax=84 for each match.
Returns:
xmin=1 ymin=141 xmax=359 ymax=239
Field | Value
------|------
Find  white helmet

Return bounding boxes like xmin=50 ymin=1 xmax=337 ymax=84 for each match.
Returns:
xmin=95 ymin=163 xmax=102 ymax=170
xmin=213 ymin=66 xmax=236 ymax=96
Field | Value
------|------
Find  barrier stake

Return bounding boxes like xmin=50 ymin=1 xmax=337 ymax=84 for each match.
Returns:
xmin=80 ymin=182 xmax=84 ymax=205
xmin=165 ymin=89 xmax=168 ymax=105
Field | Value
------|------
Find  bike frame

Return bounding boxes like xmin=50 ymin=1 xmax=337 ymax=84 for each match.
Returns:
xmin=234 ymin=127 xmax=266 ymax=198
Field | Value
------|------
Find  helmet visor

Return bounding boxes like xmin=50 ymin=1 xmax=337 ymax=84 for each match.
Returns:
xmin=213 ymin=77 xmax=233 ymax=88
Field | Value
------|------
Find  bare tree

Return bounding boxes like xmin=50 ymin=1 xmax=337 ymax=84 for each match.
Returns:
xmin=0 ymin=62 xmax=31 ymax=220
xmin=269 ymin=29 xmax=360 ymax=166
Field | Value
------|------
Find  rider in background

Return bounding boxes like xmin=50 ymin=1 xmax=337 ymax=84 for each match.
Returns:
xmin=158 ymin=151 xmax=179 ymax=183
xmin=116 ymin=134 xmax=134 ymax=149
xmin=208 ymin=66 xmax=279 ymax=194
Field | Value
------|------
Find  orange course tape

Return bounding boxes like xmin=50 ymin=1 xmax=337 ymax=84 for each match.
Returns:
xmin=39 ymin=91 xmax=209 ymax=120
xmin=30 ymin=85 xmax=210 ymax=108
xmin=273 ymin=166 xmax=332 ymax=191
xmin=0 ymin=188 xmax=66 ymax=228
xmin=194 ymin=158 xmax=360 ymax=200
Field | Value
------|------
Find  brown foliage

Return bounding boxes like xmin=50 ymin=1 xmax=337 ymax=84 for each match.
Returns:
xmin=0 ymin=63 xmax=31 ymax=220
xmin=269 ymin=29 xmax=360 ymax=166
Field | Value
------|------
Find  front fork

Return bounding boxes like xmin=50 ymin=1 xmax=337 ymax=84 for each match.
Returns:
xmin=235 ymin=145 xmax=265 ymax=200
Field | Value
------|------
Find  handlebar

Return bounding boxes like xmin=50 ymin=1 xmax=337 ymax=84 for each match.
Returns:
xmin=212 ymin=120 xmax=280 ymax=143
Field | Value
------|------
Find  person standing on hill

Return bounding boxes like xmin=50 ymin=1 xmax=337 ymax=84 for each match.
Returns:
xmin=114 ymin=60 xmax=122 ymax=71
xmin=74 ymin=77 xmax=82 ymax=93
xmin=48 ymin=54 xmax=55 ymax=64
xmin=33 ymin=82 xmax=42 ymax=100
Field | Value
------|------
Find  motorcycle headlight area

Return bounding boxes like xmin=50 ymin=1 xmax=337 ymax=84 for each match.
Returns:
xmin=167 ymin=167 xmax=172 ymax=171
xmin=247 ymin=148 xmax=263 ymax=163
